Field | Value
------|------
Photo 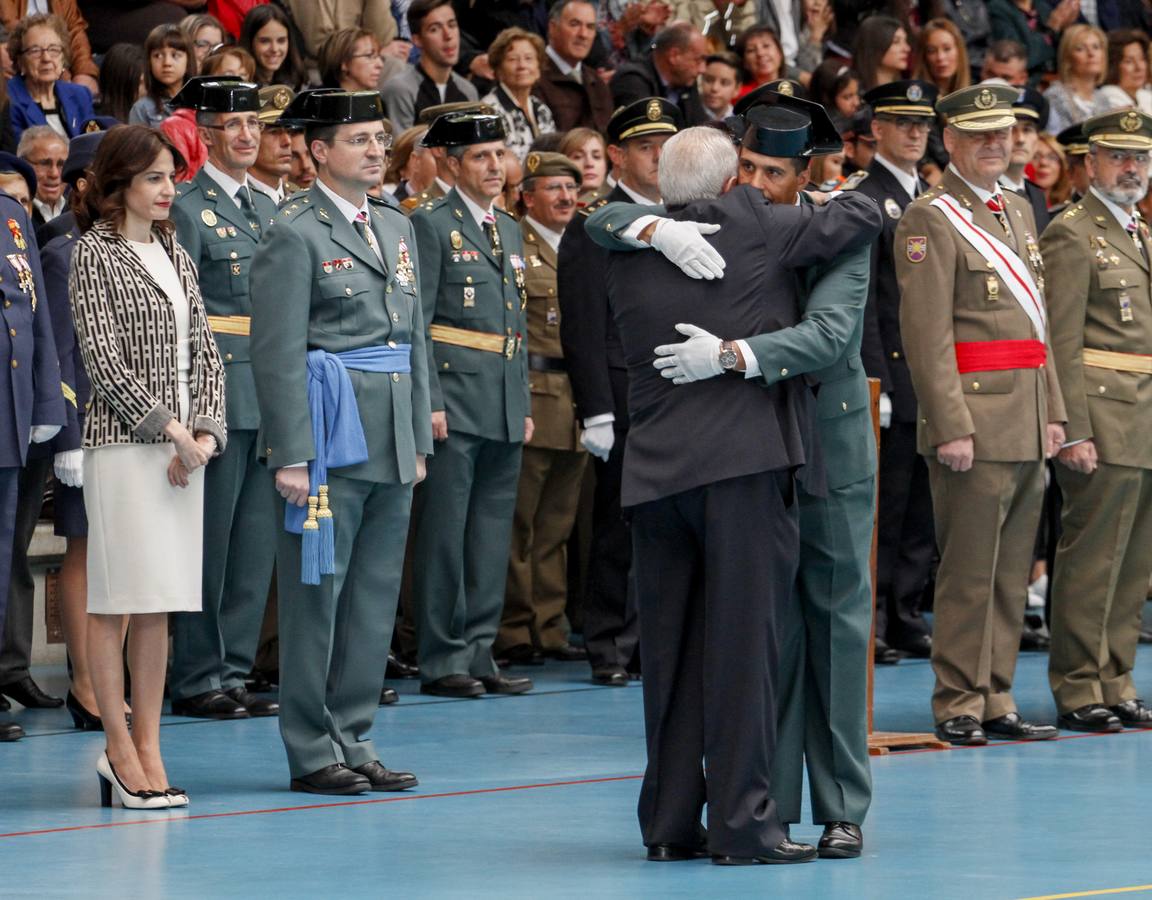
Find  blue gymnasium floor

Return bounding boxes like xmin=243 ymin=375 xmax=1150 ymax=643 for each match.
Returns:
xmin=2 ymin=650 xmax=1151 ymax=900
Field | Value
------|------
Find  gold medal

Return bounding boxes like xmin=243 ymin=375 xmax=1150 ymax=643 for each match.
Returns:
xmin=450 ymin=230 xmax=463 ymax=250
xmin=201 ymin=209 xmax=218 ymax=227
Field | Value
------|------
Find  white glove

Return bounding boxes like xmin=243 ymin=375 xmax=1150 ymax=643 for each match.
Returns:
xmin=580 ymin=421 xmax=615 ymax=461
xmin=653 ymin=323 xmax=724 ymax=385
xmin=30 ymin=424 xmax=61 ymax=444
xmin=649 ymin=219 xmax=726 ymax=280
xmin=879 ymin=392 xmax=892 ymax=429
xmin=54 ymin=449 xmax=83 ymax=488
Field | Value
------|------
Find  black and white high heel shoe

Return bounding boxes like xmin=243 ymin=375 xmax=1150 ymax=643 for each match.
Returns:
xmin=163 ymin=787 xmax=189 ymax=808
xmin=96 ymin=752 xmax=170 ymax=810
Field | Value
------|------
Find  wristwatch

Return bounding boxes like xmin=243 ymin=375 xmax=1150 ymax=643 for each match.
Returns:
xmin=718 ymin=340 xmax=739 ymax=371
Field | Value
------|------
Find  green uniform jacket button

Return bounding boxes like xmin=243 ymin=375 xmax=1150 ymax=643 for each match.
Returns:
xmin=392 ymin=312 xmax=400 ymax=322
xmin=392 ymin=372 xmax=400 ymax=382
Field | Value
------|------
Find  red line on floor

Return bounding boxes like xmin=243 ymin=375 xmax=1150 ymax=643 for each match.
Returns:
xmin=0 ymin=774 xmax=645 ymax=840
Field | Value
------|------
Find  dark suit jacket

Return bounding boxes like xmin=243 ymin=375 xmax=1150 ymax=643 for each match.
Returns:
xmin=609 ymin=58 xmax=708 ymax=126
xmin=853 ymin=158 xmax=917 ymax=421
xmin=605 ymin=185 xmax=881 ymax=507
xmin=1022 ymin=179 xmax=1050 ymax=233
xmin=40 ymin=227 xmax=86 ymax=455
xmin=558 ymin=185 xmax=637 ymax=425
xmin=533 ymin=56 xmax=613 ymax=134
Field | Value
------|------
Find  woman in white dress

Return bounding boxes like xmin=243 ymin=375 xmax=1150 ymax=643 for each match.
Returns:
xmin=69 ymin=125 xmax=227 ymax=810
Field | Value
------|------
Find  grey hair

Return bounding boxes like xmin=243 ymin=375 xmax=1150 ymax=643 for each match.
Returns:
xmin=16 ymin=124 xmax=65 ymax=158
xmin=658 ymin=127 xmax=738 ymax=205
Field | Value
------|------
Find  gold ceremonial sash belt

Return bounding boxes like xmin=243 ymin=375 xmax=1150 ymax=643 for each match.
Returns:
xmin=430 ymin=323 xmax=521 ymax=359
xmin=1082 ymin=348 xmax=1152 ymax=375
xmin=206 ymin=315 xmax=251 ymax=336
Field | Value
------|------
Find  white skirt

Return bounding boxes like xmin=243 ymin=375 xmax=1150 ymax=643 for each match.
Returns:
xmin=83 ymin=387 xmax=205 ymax=615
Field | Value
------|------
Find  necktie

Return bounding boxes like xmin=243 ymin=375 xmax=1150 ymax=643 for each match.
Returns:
xmin=986 ymin=194 xmax=1011 ymax=237
xmin=237 ymin=186 xmax=259 ymax=234
xmin=354 ymin=210 xmax=382 ymax=262
xmin=483 ymin=212 xmax=502 ymax=259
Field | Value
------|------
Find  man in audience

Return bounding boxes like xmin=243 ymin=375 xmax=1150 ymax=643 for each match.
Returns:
xmin=17 ymin=127 xmax=68 ymax=229
xmin=610 ymin=22 xmax=709 ymax=126
xmin=981 ymin=40 xmax=1029 ymax=88
xmin=534 ymin=0 xmax=613 ymax=134
xmin=382 ymin=0 xmax=478 ymax=131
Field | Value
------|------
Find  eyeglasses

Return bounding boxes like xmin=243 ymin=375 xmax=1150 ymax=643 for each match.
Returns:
xmin=527 ymin=182 xmax=579 ymax=193
xmin=1103 ymin=149 xmax=1151 ymax=166
xmin=22 ymin=45 xmax=64 ymax=59
xmin=27 ymin=158 xmax=65 ymax=171
xmin=332 ymin=133 xmax=393 ymax=150
xmin=202 ymin=118 xmax=266 ymax=136
xmin=879 ymin=116 xmax=933 ymax=133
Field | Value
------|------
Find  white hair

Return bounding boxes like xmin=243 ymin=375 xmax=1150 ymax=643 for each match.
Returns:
xmin=658 ymin=127 xmax=738 ymax=205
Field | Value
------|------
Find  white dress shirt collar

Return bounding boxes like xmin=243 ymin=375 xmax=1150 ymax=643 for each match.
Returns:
xmin=249 ymin=175 xmax=284 ymax=207
xmin=1090 ymin=185 xmax=1138 ymax=230
xmin=949 ymin=164 xmax=1000 ymax=205
xmin=525 ymin=216 xmax=563 ymax=252
xmin=546 ymin=44 xmax=582 ymax=81
xmin=314 ymin=178 xmax=370 ymax=225
xmin=202 ymin=160 xmax=251 ymax=208
xmin=456 ymin=187 xmax=496 ymax=230
xmin=876 ymin=152 xmax=919 ymax=200
xmin=617 ymin=180 xmax=659 ymax=205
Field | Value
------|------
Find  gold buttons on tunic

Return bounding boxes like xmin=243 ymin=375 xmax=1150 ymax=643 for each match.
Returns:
xmin=387 ymin=340 xmax=397 ymax=348
xmin=465 ymin=276 xmax=473 ymax=284
xmin=229 ymin=251 xmax=238 ymax=260
xmin=1098 ymin=385 xmax=1107 ymax=394
xmin=841 ymin=401 xmax=848 ymax=411
xmin=344 ymin=287 xmax=352 ymax=296
xmin=891 ymin=351 xmax=901 ymax=360
xmin=392 ymin=312 xmax=400 ymax=322
xmin=225 ymin=352 xmax=233 ymax=361
xmin=506 ymin=302 xmax=512 ymax=310
xmin=442 ymin=362 xmax=450 ymax=370
xmin=780 ymin=367 xmax=788 ymax=376
xmin=503 ymin=277 xmax=509 ymax=285
xmin=971 ymin=382 xmax=980 ymax=390
xmin=7 ymin=328 xmax=14 ymax=337
xmin=386 ymin=285 xmax=393 ymax=293
xmin=392 ymin=373 xmax=400 ymax=382
xmin=9 ymin=359 xmax=16 ymax=368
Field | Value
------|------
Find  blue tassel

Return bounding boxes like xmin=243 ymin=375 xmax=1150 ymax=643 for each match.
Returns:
xmin=301 ymin=495 xmax=320 ymax=585
xmin=317 ymin=485 xmax=335 ymax=577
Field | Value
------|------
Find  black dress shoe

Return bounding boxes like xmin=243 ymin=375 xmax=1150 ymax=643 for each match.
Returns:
xmin=892 ymin=634 xmax=932 ymax=658
xmin=1110 ymin=699 xmax=1152 ymax=727
xmin=386 ymin=654 xmax=419 ymax=680
xmin=497 ymin=644 xmax=545 ymax=667
xmin=0 ymin=675 xmax=63 ymax=708
xmin=380 ymin=687 xmax=399 ymax=705
xmin=818 ymin=822 xmax=863 ymax=859
xmin=0 ymin=694 xmax=8 ymax=711
xmin=0 ymin=720 xmax=23 ymax=742
xmin=1019 ymin=626 xmax=1051 ymax=651
xmin=480 ymin=674 xmax=533 ymax=695
xmin=420 ymin=675 xmax=484 ymax=698
xmin=1059 ymin=704 xmax=1123 ymax=733
xmin=591 ymin=665 xmax=630 ymax=686
xmin=647 ymin=843 xmax=709 ymax=861
xmin=171 ymin=689 xmax=250 ymax=719
xmin=66 ymin=691 xmax=103 ymax=731
xmin=542 ymin=644 xmax=588 ymax=662
xmin=224 ymin=687 xmax=279 ymax=717
xmin=289 ymin=764 xmax=370 ymax=795
xmin=353 ymin=760 xmax=418 ymax=792
xmin=713 ymin=839 xmax=818 ymax=865
xmin=934 ymin=715 xmax=987 ymax=745
xmin=873 ymin=639 xmax=901 ymax=666
xmin=981 ymin=712 xmax=1057 ymax=740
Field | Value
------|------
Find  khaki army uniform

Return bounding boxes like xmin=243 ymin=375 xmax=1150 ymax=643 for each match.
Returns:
xmin=1043 ymin=187 xmax=1152 ymax=713
xmin=400 ymin=181 xmax=445 ymax=215
xmin=498 ymin=217 xmax=587 ymax=655
xmin=896 ymin=166 xmax=1066 ymax=724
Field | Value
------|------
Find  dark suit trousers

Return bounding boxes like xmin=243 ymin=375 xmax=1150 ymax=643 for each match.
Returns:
xmin=876 ymin=421 xmax=934 ymax=644
xmin=0 ymin=456 xmax=51 ymax=685
xmin=0 ymin=468 xmax=16 ymax=628
xmin=632 ymin=470 xmax=796 ymax=858
xmin=582 ymin=426 xmax=638 ymax=670
xmin=413 ymin=431 xmax=522 ymax=682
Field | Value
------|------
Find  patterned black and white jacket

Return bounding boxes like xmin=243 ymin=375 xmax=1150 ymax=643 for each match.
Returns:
xmin=68 ymin=220 xmax=227 ymax=451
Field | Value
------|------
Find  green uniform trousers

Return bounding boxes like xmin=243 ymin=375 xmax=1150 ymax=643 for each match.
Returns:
xmin=772 ymin=474 xmax=875 ymax=826
xmin=276 ymin=471 xmax=413 ymax=778
xmin=928 ymin=458 xmax=1044 ymax=723
xmin=413 ymin=430 xmax=521 ymax=682
xmin=171 ymin=428 xmax=277 ymax=699
xmin=498 ymin=445 xmax=586 ymax=653
xmin=1049 ymin=462 xmax=1152 ymax=712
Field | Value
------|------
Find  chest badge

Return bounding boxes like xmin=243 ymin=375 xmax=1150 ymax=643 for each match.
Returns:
xmin=1120 ymin=292 xmax=1134 ymax=323
xmin=463 ymin=285 xmax=476 ymax=307
xmin=6 ymin=218 xmax=25 ymax=250
xmin=201 ymin=209 xmax=218 ymax=227
xmin=450 ymin=230 xmax=463 ymax=250
xmin=884 ymin=198 xmax=901 ymax=219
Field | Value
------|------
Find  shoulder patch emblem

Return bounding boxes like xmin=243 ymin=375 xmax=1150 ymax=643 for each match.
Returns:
xmin=906 ymin=235 xmax=928 ymax=263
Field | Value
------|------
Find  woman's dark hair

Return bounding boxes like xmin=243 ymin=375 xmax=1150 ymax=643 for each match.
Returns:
xmin=143 ymin=24 xmax=196 ymax=112
xmin=734 ymin=25 xmax=783 ymax=83
xmin=75 ymin=125 xmax=186 ymax=233
xmin=239 ymin=4 xmax=305 ymax=88
xmin=1106 ymin=28 xmax=1151 ymax=87
xmin=809 ymin=59 xmax=859 ymax=112
xmin=853 ymin=15 xmax=904 ymax=89
xmin=97 ymin=43 xmax=146 ymax=123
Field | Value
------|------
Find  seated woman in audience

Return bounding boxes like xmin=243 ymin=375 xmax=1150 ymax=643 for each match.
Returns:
xmin=386 ymin=124 xmax=434 ymax=201
xmin=853 ymin=16 xmax=911 ymax=91
xmin=5 ymin=14 xmax=95 ymax=148
xmin=1095 ymin=29 xmax=1152 ymax=115
xmin=240 ymin=5 xmax=307 ymax=89
xmin=128 ymin=23 xmax=194 ymax=128
xmin=735 ymin=25 xmax=799 ymax=98
xmin=480 ymin=27 xmax=556 ymax=162
xmin=1044 ymin=24 xmax=1107 ymax=134
xmin=1031 ymin=131 xmax=1073 ymax=212
xmin=181 ymin=13 xmax=227 ymax=68
xmin=808 ymin=60 xmax=861 ymax=132
xmin=96 ymin=43 xmax=146 ymax=123
xmin=915 ymin=19 xmax=970 ymax=96
xmin=69 ymin=124 xmax=226 ymax=810
xmin=317 ymin=27 xmax=384 ymax=91
xmin=199 ymin=46 xmax=256 ymax=81
xmin=559 ymin=126 xmax=608 ymax=204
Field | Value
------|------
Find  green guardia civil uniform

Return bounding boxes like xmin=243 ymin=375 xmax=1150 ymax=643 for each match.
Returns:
xmin=168 ymin=78 xmax=281 ymax=703
xmin=409 ymin=115 xmax=531 ymax=684
xmin=499 ymin=152 xmax=588 ymax=655
xmin=582 ymin=92 xmax=880 ymax=828
xmin=249 ymin=92 xmax=433 ymax=778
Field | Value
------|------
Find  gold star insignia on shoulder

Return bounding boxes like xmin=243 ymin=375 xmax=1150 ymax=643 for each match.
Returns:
xmin=1095 ymin=215 xmax=1106 ymax=223
xmin=205 ymin=188 xmax=217 ymax=198
xmin=317 ymin=207 xmax=330 ymax=219
xmin=453 ymin=208 xmax=464 ymax=220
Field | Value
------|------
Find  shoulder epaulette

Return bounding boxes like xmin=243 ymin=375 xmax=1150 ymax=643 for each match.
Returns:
xmin=279 ymin=192 xmax=312 ymax=220
xmin=578 ymin=196 xmax=610 ymax=218
xmin=840 ymin=170 xmax=869 ymax=191
xmin=1062 ymin=204 xmax=1085 ymax=220
xmin=495 ymin=206 xmax=517 ymax=221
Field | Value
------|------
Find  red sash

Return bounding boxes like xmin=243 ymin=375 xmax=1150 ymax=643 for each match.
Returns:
xmin=954 ymin=340 xmax=1047 ymax=373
